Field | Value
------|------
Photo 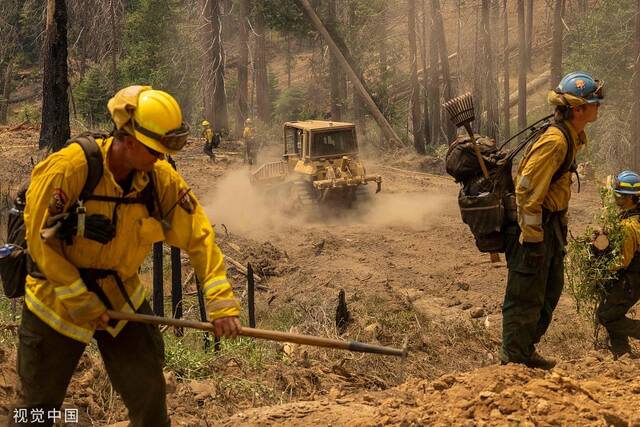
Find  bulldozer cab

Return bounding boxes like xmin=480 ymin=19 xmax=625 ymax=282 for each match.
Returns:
xmin=283 ymin=121 xmax=358 ymax=161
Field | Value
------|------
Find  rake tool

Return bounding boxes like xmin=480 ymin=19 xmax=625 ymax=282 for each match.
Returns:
xmin=442 ymin=93 xmax=490 ymax=179
xmin=107 ymin=310 xmax=408 ymax=358
xmin=442 ymin=94 xmax=500 ymax=263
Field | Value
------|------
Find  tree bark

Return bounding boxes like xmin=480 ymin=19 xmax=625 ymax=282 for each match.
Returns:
xmin=420 ymin=0 xmax=431 ymax=146
xmin=254 ymin=8 xmax=271 ymax=123
xmin=236 ymin=0 xmax=249 ymax=136
xmin=550 ymin=0 xmax=564 ymax=87
xmin=525 ymin=0 xmax=534 ymax=71
xmin=408 ymin=0 xmax=425 ymax=154
xmin=502 ymin=0 xmax=510 ymax=139
xmin=433 ymin=0 xmax=456 ymax=141
xmin=0 ymin=62 xmax=13 ymax=124
xmin=328 ymin=0 xmax=344 ymax=120
xmin=206 ymin=0 xmax=229 ymax=132
xmin=40 ymin=0 xmax=70 ymax=152
xmin=428 ymin=0 xmax=441 ymax=144
xmin=632 ymin=0 xmax=640 ymax=169
xmin=517 ymin=0 xmax=527 ymax=131
xmin=481 ymin=0 xmax=499 ymax=139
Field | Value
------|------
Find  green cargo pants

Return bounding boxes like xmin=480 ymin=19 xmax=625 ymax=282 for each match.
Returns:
xmin=597 ymin=267 xmax=640 ymax=357
xmin=501 ymin=217 xmax=565 ymax=363
xmin=15 ymin=300 xmax=169 ymax=427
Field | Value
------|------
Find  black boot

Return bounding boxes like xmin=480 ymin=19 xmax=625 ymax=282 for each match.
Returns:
xmin=525 ymin=351 xmax=557 ymax=370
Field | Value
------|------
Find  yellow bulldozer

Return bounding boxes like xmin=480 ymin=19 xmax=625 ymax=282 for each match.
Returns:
xmin=251 ymin=120 xmax=381 ymax=211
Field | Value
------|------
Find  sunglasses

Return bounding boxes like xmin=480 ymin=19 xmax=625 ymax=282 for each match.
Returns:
xmin=132 ymin=120 xmax=190 ymax=151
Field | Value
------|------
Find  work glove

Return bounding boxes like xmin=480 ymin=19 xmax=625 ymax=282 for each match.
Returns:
xmin=522 ymin=241 xmax=545 ymax=269
xmin=57 ymin=212 xmax=116 ymax=245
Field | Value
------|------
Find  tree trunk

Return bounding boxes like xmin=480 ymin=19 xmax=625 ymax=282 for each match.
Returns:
xmin=525 ymin=0 xmax=534 ymax=71
xmin=0 ymin=62 xmax=13 ymax=124
xmin=428 ymin=0 xmax=441 ymax=144
xmin=109 ymin=0 xmax=118 ymax=93
xmin=408 ymin=0 xmax=425 ymax=154
xmin=517 ymin=0 xmax=527 ymax=130
xmin=433 ymin=0 xmax=455 ymax=141
xmin=481 ymin=0 xmax=499 ymax=139
xmin=550 ymin=0 xmax=564 ymax=87
xmin=502 ymin=0 xmax=510 ymax=139
xmin=206 ymin=0 xmax=229 ymax=132
xmin=328 ymin=0 xmax=344 ymax=120
xmin=40 ymin=0 xmax=70 ymax=151
xmin=236 ymin=0 xmax=249 ymax=136
xmin=254 ymin=9 xmax=270 ymax=123
xmin=420 ymin=0 xmax=431 ymax=146
xmin=632 ymin=0 xmax=640 ymax=169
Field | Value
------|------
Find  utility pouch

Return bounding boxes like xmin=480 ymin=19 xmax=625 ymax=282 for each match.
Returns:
xmin=458 ymin=190 xmax=505 ymax=253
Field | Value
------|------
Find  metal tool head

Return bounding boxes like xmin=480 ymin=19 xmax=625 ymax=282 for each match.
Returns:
xmin=442 ymin=93 xmax=475 ymax=128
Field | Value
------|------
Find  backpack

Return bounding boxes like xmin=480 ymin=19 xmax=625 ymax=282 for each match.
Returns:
xmin=1 ymin=132 xmax=107 ymax=298
xmin=450 ymin=118 xmax=576 ymax=253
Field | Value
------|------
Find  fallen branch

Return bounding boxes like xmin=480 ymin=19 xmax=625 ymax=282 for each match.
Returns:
xmin=225 ymin=255 xmax=264 ymax=283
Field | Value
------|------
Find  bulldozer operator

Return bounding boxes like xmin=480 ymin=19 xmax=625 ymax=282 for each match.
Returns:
xmin=15 ymin=85 xmax=241 ymax=426
xmin=501 ymin=71 xmax=603 ymax=369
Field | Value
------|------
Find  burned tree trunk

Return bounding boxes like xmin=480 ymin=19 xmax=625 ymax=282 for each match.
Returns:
xmin=408 ymin=0 xmax=425 ymax=154
xmin=40 ymin=0 xmax=70 ymax=151
xmin=206 ymin=0 xmax=229 ymax=132
xmin=255 ymin=10 xmax=271 ymax=123
xmin=481 ymin=0 xmax=499 ymax=139
xmin=550 ymin=0 xmax=564 ymax=87
xmin=502 ymin=0 xmax=510 ymax=139
xmin=517 ymin=0 xmax=527 ymax=130
xmin=236 ymin=0 xmax=249 ymax=136
xmin=632 ymin=0 xmax=640 ymax=169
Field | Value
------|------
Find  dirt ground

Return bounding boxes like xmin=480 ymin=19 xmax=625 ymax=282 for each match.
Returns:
xmin=0 ymin=127 xmax=638 ymax=426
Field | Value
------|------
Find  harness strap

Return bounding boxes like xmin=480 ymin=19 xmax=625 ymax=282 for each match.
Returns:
xmin=79 ymin=268 xmax=136 ymax=312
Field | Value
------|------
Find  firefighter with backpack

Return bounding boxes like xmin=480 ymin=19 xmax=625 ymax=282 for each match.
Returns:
xmin=595 ymin=170 xmax=640 ymax=358
xmin=501 ymin=71 xmax=603 ymax=369
xmin=243 ymin=117 xmax=257 ymax=165
xmin=201 ymin=119 xmax=220 ymax=160
xmin=14 ymin=85 xmax=241 ymax=426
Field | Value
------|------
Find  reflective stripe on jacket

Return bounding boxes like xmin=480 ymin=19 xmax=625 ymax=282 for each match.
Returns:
xmin=515 ymin=121 xmax=587 ymax=243
xmin=25 ymin=137 xmax=240 ymax=343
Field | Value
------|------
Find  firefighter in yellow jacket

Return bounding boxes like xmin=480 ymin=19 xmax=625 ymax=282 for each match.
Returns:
xmin=243 ymin=117 xmax=257 ymax=165
xmin=596 ymin=171 xmax=640 ymax=358
xmin=17 ymin=85 xmax=241 ymax=426
xmin=501 ymin=72 xmax=602 ymax=369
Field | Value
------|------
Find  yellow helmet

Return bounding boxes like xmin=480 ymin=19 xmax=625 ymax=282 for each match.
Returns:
xmin=202 ymin=120 xmax=210 ymax=127
xmin=245 ymin=118 xmax=252 ymax=125
xmin=108 ymin=86 xmax=190 ymax=155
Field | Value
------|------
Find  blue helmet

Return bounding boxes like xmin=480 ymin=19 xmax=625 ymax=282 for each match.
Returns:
xmin=612 ymin=170 xmax=640 ymax=195
xmin=555 ymin=71 xmax=604 ymax=105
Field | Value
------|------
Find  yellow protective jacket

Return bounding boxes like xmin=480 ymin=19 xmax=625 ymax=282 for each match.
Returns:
xmin=243 ymin=126 xmax=255 ymax=140
xmin=515 ymin=121 xmax=587 ymax=243
xmin=202 ymin=128 xmax=214 ymax=143
xmin=616 ymin=214 xmax=640 ymax=271
xmin=24 ymin=137 xmax=240 ymax=343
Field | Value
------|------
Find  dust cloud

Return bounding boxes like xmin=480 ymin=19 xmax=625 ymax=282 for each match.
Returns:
xmin=200 ymin=168 xmax=460 ymax=235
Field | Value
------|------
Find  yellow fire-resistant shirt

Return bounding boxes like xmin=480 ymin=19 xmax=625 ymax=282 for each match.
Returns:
xmin=243 ymin=126 xmax=255 ymax=140
xmin=616 ymin=214 xmax=640 ymax=271
xmin=202 ymin=128 xmax=214 ymax=143
xmin=24 ymin=136 xmax=240 ymax=344
xmin=515 ymin=121 xmax=587 ymax=243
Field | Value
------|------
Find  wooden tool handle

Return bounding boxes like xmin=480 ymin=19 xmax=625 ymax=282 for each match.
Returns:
xmin=107 ymin=310 xmax=407 ymax=357
xmin=463 ymin=123 xmax=490 ymax=179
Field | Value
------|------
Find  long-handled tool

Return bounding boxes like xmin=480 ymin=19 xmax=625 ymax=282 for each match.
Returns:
xmin=107 ymin=310 xmax=407 ymax=357
xmin=442 ymin=93 xmax=490 ymax=179
xmin=442 ymin=93 xmax=500 ymax=263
